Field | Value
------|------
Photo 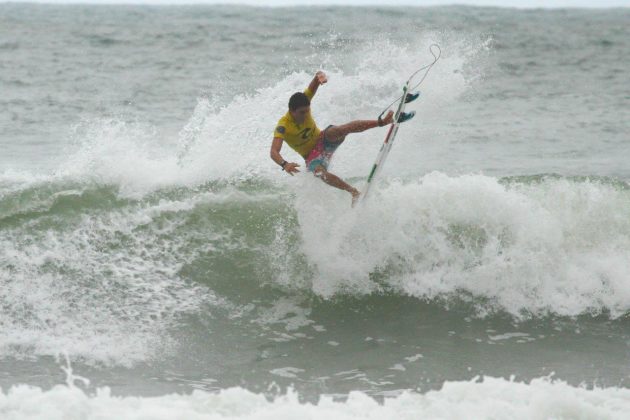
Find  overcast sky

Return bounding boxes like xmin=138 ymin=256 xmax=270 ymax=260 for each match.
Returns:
xmin=1 ymin=0 xmax=628 ymax=7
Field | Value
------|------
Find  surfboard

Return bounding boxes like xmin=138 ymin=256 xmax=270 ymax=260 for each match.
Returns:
xmin=359 ymin=44 xmax=441 ymax=203
xmin=361 ymin=83 xmax=417 ymax=202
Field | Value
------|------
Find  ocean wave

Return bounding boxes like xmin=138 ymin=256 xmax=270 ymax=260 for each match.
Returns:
xmin=2 ymin=172 xmax=629 ymax=331
xmin=1 ymin=375 xmax=629 ymax=420
xmin=0 ymin=181 xmax=222 ymax=365
xmin=1 ymin=30 xmax=629 ymax=368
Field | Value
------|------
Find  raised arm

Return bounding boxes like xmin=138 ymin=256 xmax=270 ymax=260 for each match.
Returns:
xmin=306 ymin=71 xmax=327 ymax=98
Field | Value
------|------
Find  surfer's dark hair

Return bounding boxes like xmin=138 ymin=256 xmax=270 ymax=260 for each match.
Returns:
xmin=289 ymin=92 xmax=310 ymax=111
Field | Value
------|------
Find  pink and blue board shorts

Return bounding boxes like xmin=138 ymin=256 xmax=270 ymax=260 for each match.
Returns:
xmin=305 ymin=125 xmax=346 ymax=172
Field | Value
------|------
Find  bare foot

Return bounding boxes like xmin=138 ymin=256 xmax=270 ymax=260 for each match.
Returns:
xmin=351 ymin=188 xmax=361 ymax=207
xmin=381 ymin=110 xmax=394 ymax=125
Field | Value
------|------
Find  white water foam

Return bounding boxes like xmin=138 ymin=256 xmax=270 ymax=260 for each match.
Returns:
xmin=293 ymin=172 xmax=630 ymax=318
xmin=0 ymin=193 xmax=226 ymax=365
xmin=1 ymin=375 xmax=629 ymax=420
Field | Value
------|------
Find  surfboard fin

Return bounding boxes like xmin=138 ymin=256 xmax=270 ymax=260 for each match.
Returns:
xmin=405 ymin=91 xmax=420 ymax=103
xmin=397 ymin=111 xmax=415 ymax=124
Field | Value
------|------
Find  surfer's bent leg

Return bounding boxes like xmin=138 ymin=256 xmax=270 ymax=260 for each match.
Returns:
xmin=313 ymin=165 xmax=360 ymax=205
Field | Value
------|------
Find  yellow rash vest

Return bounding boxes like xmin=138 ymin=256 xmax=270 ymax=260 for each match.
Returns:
xmin=273 ymin=88 xmax=321 ymax=158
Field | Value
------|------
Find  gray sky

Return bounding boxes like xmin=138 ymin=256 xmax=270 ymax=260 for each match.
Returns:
xmin=1 ymin=0 xmax=628 ymax=7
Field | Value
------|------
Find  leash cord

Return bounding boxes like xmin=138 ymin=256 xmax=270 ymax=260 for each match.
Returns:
xmin=378 ymin=44 xmax=442 ymax=119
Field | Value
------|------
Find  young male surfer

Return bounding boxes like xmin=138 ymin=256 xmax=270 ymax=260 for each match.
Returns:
xmin=269 ymin=71 xmax=412 ymax=206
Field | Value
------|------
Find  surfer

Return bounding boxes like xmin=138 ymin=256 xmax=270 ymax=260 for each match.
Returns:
xmin=270 ymin=71 xmax=402 ymax=206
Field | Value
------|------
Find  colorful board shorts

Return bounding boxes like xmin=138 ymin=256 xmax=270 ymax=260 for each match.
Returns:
xmin=305 ymin=125 xmax=346 ymax=172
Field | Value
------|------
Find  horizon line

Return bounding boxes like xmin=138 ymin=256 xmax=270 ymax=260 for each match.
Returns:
xmin=1 ymin=1 xmax=628 ymax=9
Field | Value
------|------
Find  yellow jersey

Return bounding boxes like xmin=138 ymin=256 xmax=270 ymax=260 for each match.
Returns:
xmin=273 ymin=88 xmax=321 ymax=158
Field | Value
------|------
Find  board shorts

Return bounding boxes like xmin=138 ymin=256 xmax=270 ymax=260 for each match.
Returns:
xmin=305 ymin=125 xmax=346 ymax=173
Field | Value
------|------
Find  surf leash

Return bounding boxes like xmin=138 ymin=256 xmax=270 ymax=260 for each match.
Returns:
xmin=377 ymin=44 xmax=442 ymax=121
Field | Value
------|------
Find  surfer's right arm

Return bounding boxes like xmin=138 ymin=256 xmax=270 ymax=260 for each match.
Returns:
xmin=270 ymin=137 xmax=300 ymax=175
xmin=305 ymin=71 xmax=327 ymax=99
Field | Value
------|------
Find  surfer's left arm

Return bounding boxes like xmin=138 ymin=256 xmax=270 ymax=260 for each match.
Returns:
xmin=306 ymin=71 xmax=327 ymax=98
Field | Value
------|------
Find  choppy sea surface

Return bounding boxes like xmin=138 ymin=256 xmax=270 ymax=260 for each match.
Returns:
xmin=1 ymin=4 xmax=630 ymax=418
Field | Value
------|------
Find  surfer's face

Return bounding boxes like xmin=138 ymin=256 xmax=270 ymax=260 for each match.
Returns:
xmin=290 ymin=106 xmax=309 ymax=124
